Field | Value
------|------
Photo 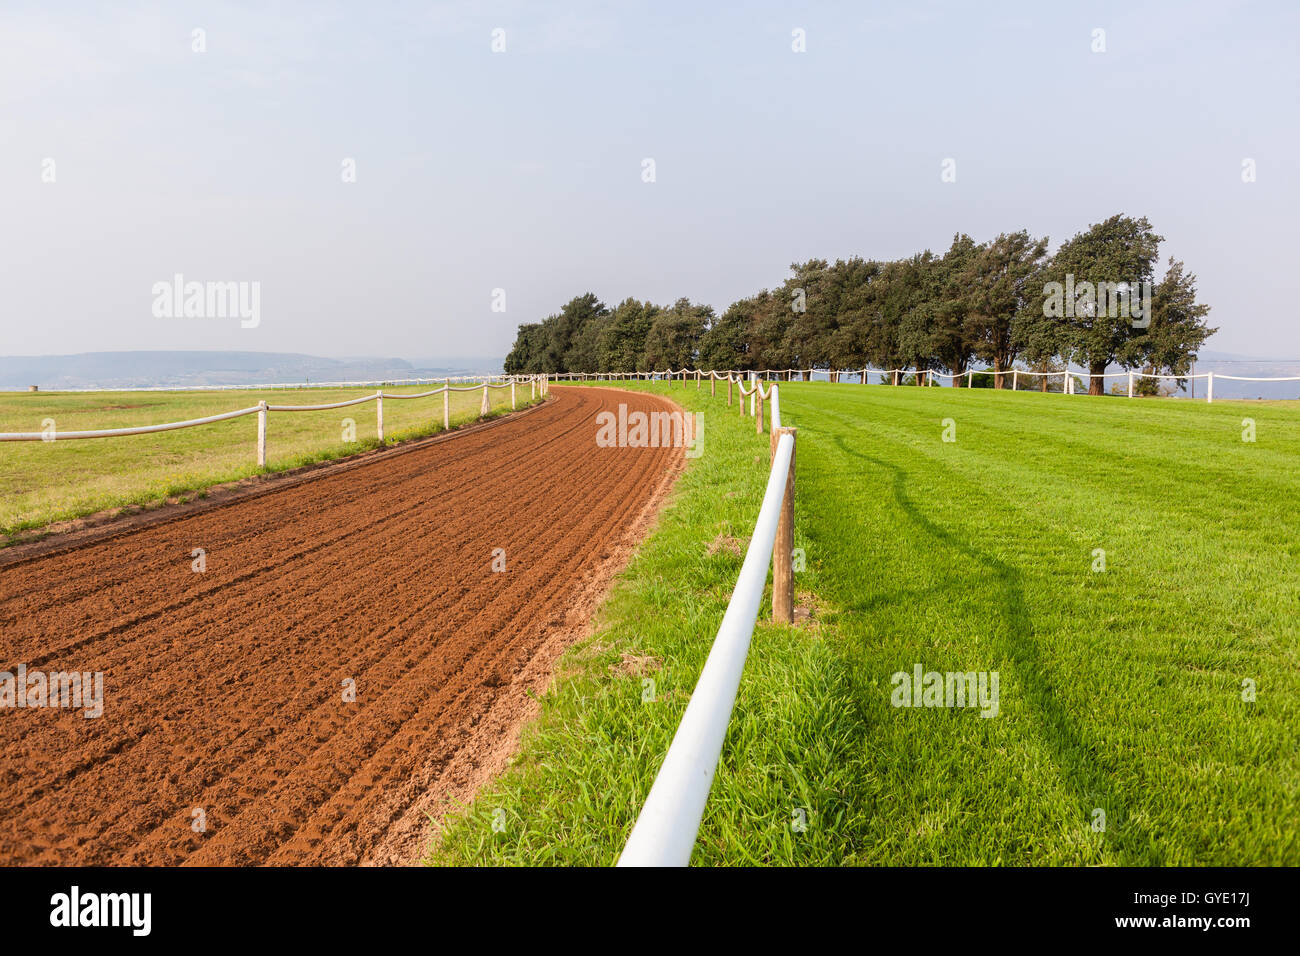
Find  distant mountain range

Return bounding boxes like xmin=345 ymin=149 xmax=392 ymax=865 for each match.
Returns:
xmin=0 ymin=351 xmax=505 ymax=390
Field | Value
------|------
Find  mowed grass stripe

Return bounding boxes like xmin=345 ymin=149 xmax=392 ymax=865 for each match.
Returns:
xmin=783 ymin=384 xmax=1296 ymax=864
xmin=428 ymin=382 xmax=1296 ymax=866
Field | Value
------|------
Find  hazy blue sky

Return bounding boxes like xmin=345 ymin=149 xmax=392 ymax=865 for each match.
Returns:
xmin=3 ymin=1 xmax=1298 ymax=360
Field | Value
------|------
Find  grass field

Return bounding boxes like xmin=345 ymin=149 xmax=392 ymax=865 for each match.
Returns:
xmin=429 ymin=381 xmax=1299 ymax=866
xmin=0 ymin=383 xmax=532 ymax=538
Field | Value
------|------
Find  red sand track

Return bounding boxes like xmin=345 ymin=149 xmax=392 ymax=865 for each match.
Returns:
xmin=0 ymin=387 xmax=681 ymax=865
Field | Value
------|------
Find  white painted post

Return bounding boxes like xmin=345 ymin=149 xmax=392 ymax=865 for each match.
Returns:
xmin=1207 ymin=371 xmax=1215 ymax=404
xmin=968 ymin=368 xmax=974 ymax=388
xmin=443 ymin=387 xmax=449 ymax=429
xmin=1013 ymin=369 xmax=1018 ymax=391
xmin=1128 ymin=370 xmax=1134 ymax=399
xmin=376 ymin=391 xmax=384 ymax=441
xmin=480 ymin=384 xmax=490 ymax=416
xmin=511 ymin=380 xmax=516 ymax=409
xmin=257 ymin=401 xmax=267 ymax=467
xmin=749 ymin=373 xmax=756 ymax=416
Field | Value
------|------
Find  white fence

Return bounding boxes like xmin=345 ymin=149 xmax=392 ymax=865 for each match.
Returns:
xmin=555 ymin=366 xmax=1300 ymax=403
xmin=0 ymin=376 xmax=549 ymax=466
xmin=607 ymin=372 xmax=796 ymax=867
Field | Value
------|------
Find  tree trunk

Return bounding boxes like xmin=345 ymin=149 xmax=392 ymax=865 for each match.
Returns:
xmin=1088 ymin=360 xmax=1106 ymax=395
xmin=1040 ymin=376 xmax=1048 ymax=392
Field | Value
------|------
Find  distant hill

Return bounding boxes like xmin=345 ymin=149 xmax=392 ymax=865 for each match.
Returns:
xmin=0 ymin=351 xmax=504 ymax=390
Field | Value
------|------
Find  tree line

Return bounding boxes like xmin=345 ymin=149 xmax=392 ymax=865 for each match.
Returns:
xmin=503 ymin=214 xmax=1215 ymax=395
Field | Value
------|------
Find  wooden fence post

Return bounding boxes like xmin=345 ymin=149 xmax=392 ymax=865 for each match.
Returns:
xmin=511 ymin=380 xmax=516 ymax=409
xmin=257 ymin=401 xmax=267 ymax=467
xmin=756 ymin=390 xmax=764 ymax=433
xmin=376 ymin=391 xmax=384 ymax=441
xmin=771 ymin=427 xmax=796 ymax=624
xmin=443 ymin=387 xmax=450 ymax=429
xmin=481 ymin=384 xmax=490 ymax=416
xmin=727 ymin=376 xmax=733 ymax=406
xmin=1128 ymin=370 xmax=1135 ymax=398
xmin=1013 ymin=369 xmax=1018 ymax=391
xmin=711 ymin=374 xmax=716 ymax=397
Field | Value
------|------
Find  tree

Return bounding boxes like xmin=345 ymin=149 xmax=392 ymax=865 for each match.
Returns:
xmin=642 ymin=298 xmax=712 ymax=370
xmin=699 ymin=297 xmax=758 ymax=370
xmin=1132 ymin=257 xmax=1216 ymax=389
xmin=599 ymin=298 xmax=659 ymax=372
xmin=963 ymin=230 xmax=1048 ymax=387
xmin=547 ymin=293 xmax=607 ymax=372
xmin=929 ymin=235 xmax=980 ymax=376
xmin=500 ymin=216 xmax=1212 ymax=391
xmin=1035 ymin=215 xmax=1162 ymax=394
xmin=503 ymin=322 xmax=546 ymax=374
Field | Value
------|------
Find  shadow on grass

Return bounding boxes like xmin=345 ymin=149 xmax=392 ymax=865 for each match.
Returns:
xmin=831 ymin=432 xmax=1156 ymax=862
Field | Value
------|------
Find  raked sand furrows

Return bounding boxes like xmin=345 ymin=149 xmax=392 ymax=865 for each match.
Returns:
xmin=0 ymin=387 xmax=681 ymax=865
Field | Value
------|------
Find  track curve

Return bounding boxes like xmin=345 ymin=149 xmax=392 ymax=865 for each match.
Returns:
xmin=0 ymin=386 xmax=682 ymax=865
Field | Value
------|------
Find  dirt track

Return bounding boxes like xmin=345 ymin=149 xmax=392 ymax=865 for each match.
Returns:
xmin=0 ymin=386 xmax=681 ymax=865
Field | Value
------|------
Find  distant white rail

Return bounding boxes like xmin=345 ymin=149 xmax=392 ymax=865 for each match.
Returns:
xmin=0 ymin=376 xmax=548 ymax=465
xmin=554 ymin=366 xmax=1300 ymax=403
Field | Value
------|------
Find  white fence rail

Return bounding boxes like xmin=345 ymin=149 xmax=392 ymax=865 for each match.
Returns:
xmin=619 ymin=427 xmax=794 ymax=866
xmin=0 ymin=376 xmax=549 ymax=466
xmin=552 ymin=366 xmax=1300 ymax=404
xmin=585 ymin=372 xmax=796 ymax=866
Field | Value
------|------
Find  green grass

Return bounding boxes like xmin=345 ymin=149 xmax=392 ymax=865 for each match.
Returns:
xmin=0 ymin=383 xmax=534 ymax=538
xmin=428 ymin=381 xmax=1299 ymax=866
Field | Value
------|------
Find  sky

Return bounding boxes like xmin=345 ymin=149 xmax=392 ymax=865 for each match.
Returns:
xmin=2 ymin=0 xmax=1298 ymax=361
